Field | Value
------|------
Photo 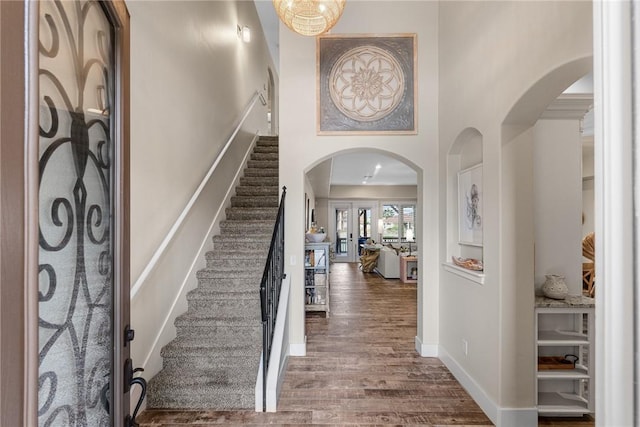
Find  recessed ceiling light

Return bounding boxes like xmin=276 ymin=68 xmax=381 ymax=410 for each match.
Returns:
xmin=375 ymin=164 xmax=382 ymax=169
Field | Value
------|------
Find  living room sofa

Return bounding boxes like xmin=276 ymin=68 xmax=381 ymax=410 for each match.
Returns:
xmin=376 ymin=246 xmax=400 ymax=279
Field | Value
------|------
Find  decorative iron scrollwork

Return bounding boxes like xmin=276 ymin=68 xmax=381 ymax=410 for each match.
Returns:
xmin=38 ymin=1 xmax=115 ymax=425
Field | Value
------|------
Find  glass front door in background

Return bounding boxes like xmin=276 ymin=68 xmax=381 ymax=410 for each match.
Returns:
xmin=330 ymin=202 xmax=378 ymax=263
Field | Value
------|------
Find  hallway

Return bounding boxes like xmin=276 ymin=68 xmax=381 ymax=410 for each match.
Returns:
xmin=139 ymin=263 xmax=492 ymax=425
xmin=137 ymin=263 xmax=598 ymax=425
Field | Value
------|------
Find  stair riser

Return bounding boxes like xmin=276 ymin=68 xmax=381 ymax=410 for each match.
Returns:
xmin=206 ymin=250 xmax=267 ymax=261
xmin=235 ymin=186 xmax=279 ymax=196
xmin=239 ymin=177 xmax=278 ymax=186
xmin=247 ymin=159 xmax=278 ymax=169
xmin=197 ymin=269 xmax=262 ymax=281
xmin=188 ymin=298 xmax=261 ymax=316
xmin=251 ymin=152 xmax=278 ymax=161
xmin=225 ymin=209 xmax=278 ymax=221
xmin=174 ymin=324 xmax=262 ymax=342
xmin=230 ymin=196 xmax=278 ymax=208
xmin=147 ymin=390 xmax=254 ymax=410
xmin=212 ymin=240 xmax=271 ymax=251
xmin=196 ymin=279 xmax=258 ymax=293
xmin=219 ymin=223 xmax=274 ymax=235
xmin=206 ymin=257 xmax=266 ymax=269
xmin=253 ymin=146 xmax=278 ymax=154
xmin=244 ymin=168 xmax=278 ymax=177
xmin=161 ymin=358 xmax=258 ymax=378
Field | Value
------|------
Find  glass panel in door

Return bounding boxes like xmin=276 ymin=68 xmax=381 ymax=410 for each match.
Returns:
xmin=38 ymin=1 xmax=116 ymax=425
xmin=357 ymin=208 xmax=372 ymax=255
xmin=334 ymin=207 xmax=351 ymax=261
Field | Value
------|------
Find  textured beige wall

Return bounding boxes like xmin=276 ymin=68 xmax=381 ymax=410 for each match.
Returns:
xmin=280 ymin=0 xmax=440 ymax=356
xmin=439 ymin=0 xmax=592 ymax=418
xmin=127 ymin=0 xmax=275 ymax=384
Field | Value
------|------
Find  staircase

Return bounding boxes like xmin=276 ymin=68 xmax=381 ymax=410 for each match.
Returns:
xmin=147 ymin=135 xmax=279 ymax=409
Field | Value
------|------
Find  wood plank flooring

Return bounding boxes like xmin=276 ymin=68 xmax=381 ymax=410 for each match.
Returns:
xmin=137 ymin=263 xmax=593 ymax=426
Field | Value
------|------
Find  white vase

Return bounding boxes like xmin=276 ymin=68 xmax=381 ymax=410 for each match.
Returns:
xmin=542 ymin=274 xmax=569 ymax=300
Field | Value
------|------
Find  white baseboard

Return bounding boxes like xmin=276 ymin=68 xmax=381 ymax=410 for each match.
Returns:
xmin=497 ymin=407 xmax=538 ymax=427
xmin=414 ymin=336 xmax=438 ymax=357
xmin=289 ymin=342 xmax=306 ymax=356
xmin=439 ymin=346 xmax=538 ymax=427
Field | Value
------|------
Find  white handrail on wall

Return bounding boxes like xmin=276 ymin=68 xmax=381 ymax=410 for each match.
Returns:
xmin=131 ymin=91 xmax=260 ymax=298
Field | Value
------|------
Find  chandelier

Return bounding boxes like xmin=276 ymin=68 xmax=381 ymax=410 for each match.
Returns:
xmin=273 ymin=0 xmax=346 ymax=37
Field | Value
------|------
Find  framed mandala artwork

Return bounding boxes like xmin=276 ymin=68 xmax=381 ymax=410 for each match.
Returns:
xmin=317 ymin=34 xmax=417 ymax=135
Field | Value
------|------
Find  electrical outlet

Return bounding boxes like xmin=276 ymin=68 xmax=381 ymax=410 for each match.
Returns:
xmin=462 ymin=339 xmax=468 ymax=356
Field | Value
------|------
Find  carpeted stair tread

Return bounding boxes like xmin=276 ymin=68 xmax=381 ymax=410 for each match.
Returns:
xmin=149 ymin=136 xmax=278 ymax=410
xmin=206 ymin=257 xmax=267 ymax=269
xmin=150 ymin=367 xmax=257 ymax=386
xmin=251 ymin=152 xmax=278 ymax=161
xmin=205 ymin=249 xmax=268 ymax=260
xmin=188 ymin=288 xmax=258 ymax=300
xmin=225 ymin=207 xmax=278 ymax=220
xmin=243 ymin=168 xmax=278 ymax=177
xmin=256 ymin=136 xmax=278 ymax=144
xmin=230 ymin=195 xmax=278 ymax=208
xmin=253 ymin=145 xmax=278 ymax=154
xmin=235 ymin=185 xmax=279 ymax=196
xmin=175 ymin=311 xmax=261 ymax=325
xmin=219 ymin=220 xmax=275 ymax=235
xmin=195 ymin=278 xmax=260 ymax=292
xmin=147 ymin=372 xmax=256 ymax=409
xmin=196 ymin=268 xmax=263 ymax=280
xmin=239 ymin=176 xmax=278 ymax=186
xmin=161 ymin=336 xmax=261 ymax=353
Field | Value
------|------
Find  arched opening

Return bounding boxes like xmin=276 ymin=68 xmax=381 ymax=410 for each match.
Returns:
xmin=302 ymin=147 xmax=423 ymax=343
xmin=500 ymin=56 xmax=593 ymax=417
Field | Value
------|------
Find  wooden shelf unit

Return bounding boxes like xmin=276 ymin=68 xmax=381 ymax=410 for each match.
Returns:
xmin=535 ymin=300 xmax=594 ymax=417
xmin=305 ymin=242 xmax=330 ymax=316
xmin=399 ymin=256 xmax=417 ymax=283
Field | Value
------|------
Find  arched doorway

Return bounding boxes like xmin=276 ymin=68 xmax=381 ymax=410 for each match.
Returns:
xmin=500 ymin=56 xmax=593 ymax=420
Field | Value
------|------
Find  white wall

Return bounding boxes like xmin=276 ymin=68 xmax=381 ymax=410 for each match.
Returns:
xmin=279 ymin=1 xmax=440 ymax=355
xmin=127 ymin=0 xmax=275 ymax=383
xmin=438 ymin=1 xmax=592 ymax=424
xmin=533 ymin=119 xmax=583 ymax=295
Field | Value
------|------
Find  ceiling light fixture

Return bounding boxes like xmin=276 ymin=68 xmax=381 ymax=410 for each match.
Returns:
xmin=273 ymin=0 xmax=346 ymax=37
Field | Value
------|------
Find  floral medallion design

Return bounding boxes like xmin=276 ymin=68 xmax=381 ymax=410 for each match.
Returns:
xmin=317 ymin=34 xmax=416 ymax=134
xmin=328 ymin=45 xmax=404 ymax=122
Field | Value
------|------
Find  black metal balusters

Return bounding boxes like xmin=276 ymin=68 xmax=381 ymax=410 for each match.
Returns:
xmin=260 ymin=186 xmax=286 ymax=412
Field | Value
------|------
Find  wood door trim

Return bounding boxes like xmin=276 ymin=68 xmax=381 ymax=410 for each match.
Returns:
xmin=103 ymin=0 xmax=131 ymax=424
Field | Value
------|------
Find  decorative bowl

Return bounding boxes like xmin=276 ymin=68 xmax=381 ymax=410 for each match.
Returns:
xmin=451 ymin=256 xmax=484 ymax=271
xmin=305 ymin=232 xmax=326 ymax=243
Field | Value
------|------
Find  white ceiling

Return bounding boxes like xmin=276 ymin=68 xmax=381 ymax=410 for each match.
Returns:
xmin=330 ymin=153 xmax=417 ymax=186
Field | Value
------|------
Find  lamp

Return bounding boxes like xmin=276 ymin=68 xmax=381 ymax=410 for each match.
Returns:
xmin=273 ymin=0 xmax=346 ymax=37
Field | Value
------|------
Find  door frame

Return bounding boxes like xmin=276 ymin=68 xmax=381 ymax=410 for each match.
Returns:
xmin=0 ymin=1 xmax=130 ymax=425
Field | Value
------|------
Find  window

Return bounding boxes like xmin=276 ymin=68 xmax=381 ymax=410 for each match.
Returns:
xmin=382 ymin=203 xmax=416 ymax=243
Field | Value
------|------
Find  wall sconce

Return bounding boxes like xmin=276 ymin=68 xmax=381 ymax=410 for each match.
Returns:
xmin=237 ymin=25 xmax=251 ymax=43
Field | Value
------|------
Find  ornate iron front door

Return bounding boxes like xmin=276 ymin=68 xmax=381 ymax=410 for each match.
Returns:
xmin=37 ymin=1 xmax=129 ymax=425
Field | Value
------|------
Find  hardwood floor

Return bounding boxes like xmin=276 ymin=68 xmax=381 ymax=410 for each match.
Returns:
xmin=137 ymin=263 xmax=593 ymax=426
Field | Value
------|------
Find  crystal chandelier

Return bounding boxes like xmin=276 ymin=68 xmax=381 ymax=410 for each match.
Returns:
xmin=273 ymin=0 xmax=346 ymax=37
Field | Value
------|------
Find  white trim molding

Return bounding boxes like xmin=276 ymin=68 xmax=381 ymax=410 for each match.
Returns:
xmin=594 ymin=0 xmax=636 ymax=425
xmin=414 ymin=336 xmax=438 ymax=357
xmin=289 ymin=342 xmax=306 ymax=357
xmin=439 ymin=347 xmax=537 ymax=427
